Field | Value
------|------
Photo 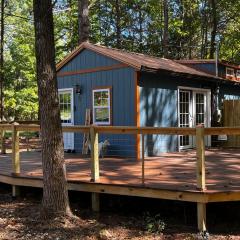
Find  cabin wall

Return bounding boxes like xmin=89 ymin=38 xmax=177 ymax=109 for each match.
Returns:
xmin=139 ymin=73 xmax=178 ymax=154
xmin=139 ymin=72 xmax=240 ymax=155
xmin=57 ymin=49 xmax=136 ymax=157
xmin=60 ymin=49 xmax=120 ymax=72
xmin=183 ymin=62 xmax=239 ymax=80
xmin=186 ymin=63 xmax=216 ymax=76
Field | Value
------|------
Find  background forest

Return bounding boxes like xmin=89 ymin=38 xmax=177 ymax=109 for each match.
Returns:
xmin=1 ymin=0 xmax=240 ymax=120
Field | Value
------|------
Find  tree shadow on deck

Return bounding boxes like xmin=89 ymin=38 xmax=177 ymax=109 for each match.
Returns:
xmin=1 ymin=148 xmax=240 ymax=192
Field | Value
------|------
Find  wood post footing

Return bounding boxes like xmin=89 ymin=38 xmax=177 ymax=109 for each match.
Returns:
xmin=197 ymin=202 xmax=207 ymax=232
xmin=12 ymin=185 xmax=20 ymax=197
xmin=92 ymin=192 xmax=100 ymax=212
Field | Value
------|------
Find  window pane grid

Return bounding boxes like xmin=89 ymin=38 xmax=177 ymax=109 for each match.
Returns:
xmin=179 ymin=90 xmax=190 ymax=147
xmin=59 ymin=92 xmax=72 ymax=124
xmin=93 ymin=88 xmax=111 ymax=125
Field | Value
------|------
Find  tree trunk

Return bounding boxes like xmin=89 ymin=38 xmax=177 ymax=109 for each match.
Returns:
xmin=0 ymin=0 xmax=4 ymax=121
xmin=209 ymin=0 xmax=217 ymax=59
xmin=163 ymin=0 xmax=169 ymax=58
xmin=78 ymin=0 xmax=90 ymax=44
xmin=33 ymin=0 xmax=72 ymax=218
xmin=138 ymin=4 xmax=143 ymax=52
xmin=115 ymin=0 xmax=121 ymax=48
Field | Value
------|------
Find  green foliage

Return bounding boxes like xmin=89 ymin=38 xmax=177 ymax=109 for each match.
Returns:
xmin=1 ymin=0 xmax=240 ymax=121
xmin=143 ymin=212 xmax=166 ymax=234
xmin=3 ymin=0 xmax=38 ymax=120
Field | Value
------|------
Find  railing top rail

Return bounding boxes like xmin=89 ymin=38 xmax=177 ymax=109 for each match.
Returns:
xmin=0 ymin=124 xmax=13 ymax=131
xmin=204 ymin=127 xmax=240 ymax=135
xmin=2 ymin=123 xmax=240 ymax=135
xmin=16 ymin=124 xmax=90 ymax=133
xmin=16 ymin=124 xmax=40 ymax=131
xmin=94 ymin=126 xmax=197 ymax=135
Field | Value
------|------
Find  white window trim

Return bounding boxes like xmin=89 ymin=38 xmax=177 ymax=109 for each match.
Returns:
xmin=226 ymin=67 xmax=235 ymax=78
xmin=58 ymin=88 xmax=74 ymax=126
xmin=92 ymin=88 xmax=111 ymax=125
xmin=236 ymin=70 xmax=240 ymax=79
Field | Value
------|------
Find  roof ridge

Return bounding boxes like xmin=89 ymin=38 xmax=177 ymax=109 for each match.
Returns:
xmin=91 ymin=42 xmax=170 ymax=61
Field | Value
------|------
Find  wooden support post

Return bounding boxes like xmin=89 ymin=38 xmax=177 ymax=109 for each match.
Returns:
xmin=197 ymin=202 xmax=207 ymax=232
xmin=141 ymin=134 xmax=145 ymax=185
xmin=92 ymin=192 xmax=100 ymax=212
xmin=90 ymin=126 xmax=100 ymax=211
xmin=26 ymin=136 xmax=30 ymax=152
xmin=12 ymin=185 xmax=20 ymax=197
xmin=196 ymin=126 xmax=206 ymax=191
xmin=12 ymin=122 xmax=20 ymax=197
xmin=196 ymin=126 xmax=207 ymax=232
xmin=0 ymin=129 xmax=6 ymax=154
xmin=90 ymin=126 xmax=99 ymax=181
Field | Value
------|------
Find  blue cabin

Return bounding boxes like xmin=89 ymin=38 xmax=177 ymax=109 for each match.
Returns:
xmin=56 ymin=42 xmax=240 ymax=157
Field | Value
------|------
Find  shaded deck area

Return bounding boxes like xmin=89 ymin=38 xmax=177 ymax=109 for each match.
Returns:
xmin=1 ymin=148 xmax=240 ymax=194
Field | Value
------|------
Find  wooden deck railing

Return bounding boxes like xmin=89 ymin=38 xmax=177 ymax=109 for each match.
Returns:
xmin=1 ymin=122 xmax=240 ymax=231
xmin=1 ymin=123 xmax=240 ymax=190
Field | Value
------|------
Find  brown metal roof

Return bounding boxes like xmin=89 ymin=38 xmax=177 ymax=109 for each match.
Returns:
xmin=56 ymin=42 xmax=223 ymax=80
xmin=177 ymin=59 xmax=240 ymax=70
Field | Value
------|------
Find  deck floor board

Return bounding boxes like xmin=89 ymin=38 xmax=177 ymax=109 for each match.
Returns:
xmin=0 ymin=148 xmax=240 ymax=192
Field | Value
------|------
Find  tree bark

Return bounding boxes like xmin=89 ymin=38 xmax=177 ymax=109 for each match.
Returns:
xmin=33 ymin=0 xmax=72 ymax=218
xmin=163 ymin=0 xmax=169 ymax=58
xmin=115 ymin=0 xmax=121 ymax=48
xmin=209 ymin=0 xmax=217 ymax=59
xmin=78 ymin=0 xmax=90 ymax=44
xmin=0 ymin=0 xmax=4 ymax=121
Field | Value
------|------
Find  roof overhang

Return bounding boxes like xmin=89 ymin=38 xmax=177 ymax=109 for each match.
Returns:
xmin=140 ymin=66 xmax=240 ymax=86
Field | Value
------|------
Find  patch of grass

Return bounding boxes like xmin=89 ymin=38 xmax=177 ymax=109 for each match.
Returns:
xmin=143 ymin=212 xmax=166 ymax=234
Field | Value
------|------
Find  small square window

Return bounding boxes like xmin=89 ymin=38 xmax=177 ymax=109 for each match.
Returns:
xmin=92 ymin=88 xmax=111 ymax=125
xmin=226 ymin=67 xmax=234 ymax=79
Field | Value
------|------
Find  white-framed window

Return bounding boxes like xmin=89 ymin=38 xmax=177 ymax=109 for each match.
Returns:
xmin=226 ymin=67 xmax=234 ymax=78
xmin=92 ymin=88 xmax=111 ymax=125
xmin=58 ymin=89 xmax=73 ymax=124
xmin=236 ymin=70 xmax=240 ymax=79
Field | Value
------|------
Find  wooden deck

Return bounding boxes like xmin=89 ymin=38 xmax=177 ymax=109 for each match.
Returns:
xmin=2 ymin=124 xmax=240 ymax=231
xmin=1 ymin=148 xmax=240 ymax=196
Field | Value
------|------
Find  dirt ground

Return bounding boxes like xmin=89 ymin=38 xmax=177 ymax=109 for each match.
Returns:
xmin=0 ymin=185 xmax=240 ymax=240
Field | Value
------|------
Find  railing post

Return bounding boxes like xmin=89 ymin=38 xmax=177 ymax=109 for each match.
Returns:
xmin=90 ymin=126 xmax=99 ymax=181
xmin=196 ymin=125 xmax=206 ymax=191
xmin=12 ymin=122 xmax=20 ymax=197
xmin=0 ymin=129 xmax=6 ymax=154
xmin=196 ymin=125 xmax=207 ymax=233
xmin=141 ymin=134 xmax=145 ymax=185
xmin=90 ymin=125 xmax=100 ymax=212
xmin=12 ymin=122 xmax=20 ymax=175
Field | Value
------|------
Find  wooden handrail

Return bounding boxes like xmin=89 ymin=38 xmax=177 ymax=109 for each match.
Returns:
xmin=2 ymin=123 xmax=240 ymax=136
xmin=94 ymin=126 xmax=197 ymax=135
xmin=205 ymin=127 xmax=240 ymax=135
xmin=0 ymin=124 xmax=13 ymax=131
xmin=16 ymin=124 xmax=40 ymax=131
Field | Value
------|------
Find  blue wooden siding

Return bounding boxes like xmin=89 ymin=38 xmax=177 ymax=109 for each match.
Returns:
xmin=57 ymin=49 xmax=136 ymax=157
xmin=184 ymin=62 xmax=237 ymax=79
xmin=187 ymin=63 xmax=216 ymax=75
xmin=139 ymin=72 xmax=240 ymax=155
xmin=60 ymin=49 xmax=120 ymax=72
xmin=139 ymin=73 xmax=178 ymax=154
